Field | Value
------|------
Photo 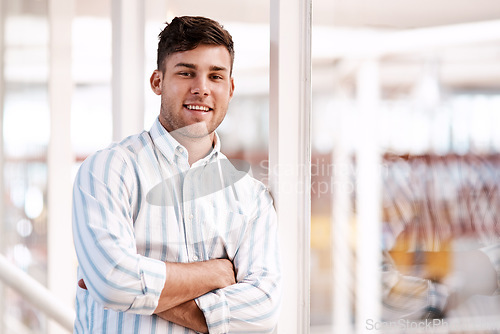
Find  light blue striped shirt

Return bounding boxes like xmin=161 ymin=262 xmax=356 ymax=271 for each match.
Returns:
xmin=72 ymin=118 xmax=281 ymax=333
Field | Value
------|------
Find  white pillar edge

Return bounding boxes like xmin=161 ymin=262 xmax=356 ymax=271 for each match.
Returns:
xmin=112 ymin=0 xmax=145 ymax=142
xmin=47 ymin=0 xmax=77 ymax=333
xmin=0 ymin=0 xmax=6 ymax=332
xmin=270 ymin=0 xmax=312 ymax=333
xmin=355 ymin=60 xmax=382 ymax=334
xmin=332 ymin=107 xmax=354 ymax=334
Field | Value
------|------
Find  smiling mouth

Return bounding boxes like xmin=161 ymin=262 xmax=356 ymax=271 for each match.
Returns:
xmin=184 ymin=105 xmax=212 ymax=112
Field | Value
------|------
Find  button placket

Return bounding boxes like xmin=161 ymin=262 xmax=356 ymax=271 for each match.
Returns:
xmin=183 ymin=169 xmax=200 ymax=262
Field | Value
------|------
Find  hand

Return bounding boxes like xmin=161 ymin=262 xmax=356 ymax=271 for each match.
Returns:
xmin=157 ymin=300 xmax=208 ymax=333
xmin=211 ymin=258 xmax=236 ymax=288
xmin=155 ymin=258 xmax=236 ymax=313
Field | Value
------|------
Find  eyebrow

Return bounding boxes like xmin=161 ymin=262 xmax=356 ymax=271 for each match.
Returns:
xmin=175 ymin=62 xmax=196 ymax=70
xmin=210 ymin=65 xmax=228 ymax=72
xmin=174 ymin=63 xmax=228 ymax=72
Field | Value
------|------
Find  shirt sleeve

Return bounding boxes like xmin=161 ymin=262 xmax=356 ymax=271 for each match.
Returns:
xmin=195 ymin=187 xmax=282 ymax=334
xmin=72 ymin=148 xmax=166 ymax=315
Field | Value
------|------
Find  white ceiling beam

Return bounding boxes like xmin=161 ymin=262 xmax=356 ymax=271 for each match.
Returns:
xmin=314 ymin=20 xmax=500 ymax=60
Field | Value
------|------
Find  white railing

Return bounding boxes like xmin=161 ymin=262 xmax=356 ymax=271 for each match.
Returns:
xmin=0 ymin=253 xmax=75 ymax=332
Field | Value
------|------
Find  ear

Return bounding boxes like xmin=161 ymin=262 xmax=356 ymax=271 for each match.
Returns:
xmin=229 ymin=77 xmax=235 ymax=100
xmin=150 ymin=70 xmax=163 ymax=95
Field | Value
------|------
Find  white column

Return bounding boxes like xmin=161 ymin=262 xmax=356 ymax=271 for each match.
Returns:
xmin=269 ymin=0 xmax=312 ymax=333
xmin=332 ymin=106 xmax=354 ymax=334
xmin=112 ymin=0 xmax=145 ymax=141
xmin=0 ymin=1 xmax=6 ymax=333
xmin=354 ymin=60 xmax=382 ymax=333
xmin=47 ymin=0 xmax=76 ymax=333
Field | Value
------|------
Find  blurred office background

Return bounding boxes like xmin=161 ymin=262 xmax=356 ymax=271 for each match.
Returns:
xmin=1 ymin=0 xmax=500 ymax=333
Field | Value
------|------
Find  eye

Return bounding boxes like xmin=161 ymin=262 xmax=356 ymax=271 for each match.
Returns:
xmin=178 ymin=71 xmax=192 ymax=77
xmin=211 ymin=74 xmax=224 ymax=80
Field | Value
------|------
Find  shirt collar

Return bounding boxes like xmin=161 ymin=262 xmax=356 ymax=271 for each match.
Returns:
xmin=149 ymin=117 xmax=221 ymax=165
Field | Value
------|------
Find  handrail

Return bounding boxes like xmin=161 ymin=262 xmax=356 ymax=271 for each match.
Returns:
xmin=0 ymin=253 xmax=75 ymax=332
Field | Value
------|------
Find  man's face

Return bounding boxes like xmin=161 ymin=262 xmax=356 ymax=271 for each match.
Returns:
xmin=151 ymin=44 xmax=234 ymax=139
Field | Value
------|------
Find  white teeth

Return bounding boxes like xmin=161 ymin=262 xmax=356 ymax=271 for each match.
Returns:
xmin=186 ymin=105 xmax=209 ymax=112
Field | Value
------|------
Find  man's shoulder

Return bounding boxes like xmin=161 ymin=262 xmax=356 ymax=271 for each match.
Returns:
xmin=111 ymin=130 xmax=154 ymax=157
xmin=79 ymin=131 xmax=153 ymax=171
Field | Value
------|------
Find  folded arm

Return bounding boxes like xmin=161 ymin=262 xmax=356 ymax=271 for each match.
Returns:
xmin=74 ymin=151 xmax=280 ymax=332
xmin=154 ymin=259 xmax=236 ymax=313
xmin=73 ymin=150 xmax=235 ymax=316
xmin=155 ymin=188 xmax=282 ymax=333
xmin=78 ymin=259 xmax=234 ymax=333
xmin=156 ymin=300 xmax=208 ymax=333
xmin=194 ymin=188 xmax=282 ymax=333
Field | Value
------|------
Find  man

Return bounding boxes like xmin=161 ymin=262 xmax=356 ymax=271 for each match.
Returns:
xmin=72 ymin=16 xmax=281 ymax=333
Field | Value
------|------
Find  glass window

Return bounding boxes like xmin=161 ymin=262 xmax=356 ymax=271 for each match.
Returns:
xmin=72 ymin=0 xmax=112 ymax=160
xmin=2 ymin=0 xmax=50 ymax=332
xmin=311 ymin=3 xmax=500 ymax=332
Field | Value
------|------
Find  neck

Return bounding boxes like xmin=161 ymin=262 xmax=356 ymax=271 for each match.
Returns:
xmin=170 ymin=132 xmax=215 ymax=166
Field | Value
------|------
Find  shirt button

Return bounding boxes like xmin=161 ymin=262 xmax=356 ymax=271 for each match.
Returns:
xmin=192 ymin=255 xmax=199 ymax=261
xmin=189 ymin=214 xmax=194 ymax=220
xmin=177 ymin=147 xmax=184 ymax=154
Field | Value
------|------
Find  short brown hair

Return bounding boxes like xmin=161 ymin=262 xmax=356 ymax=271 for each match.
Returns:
xmin=157 ymin=16 xmax=235 ymax=74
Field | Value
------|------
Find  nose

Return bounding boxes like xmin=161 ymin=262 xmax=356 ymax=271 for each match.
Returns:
xmin=190 ymin=77 xmax=209 ymax=96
